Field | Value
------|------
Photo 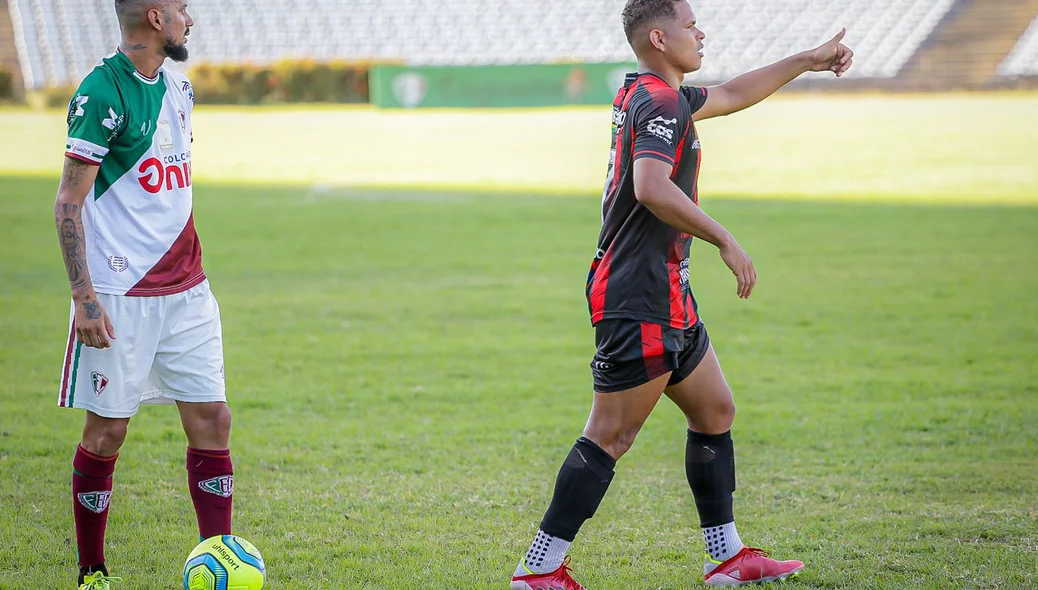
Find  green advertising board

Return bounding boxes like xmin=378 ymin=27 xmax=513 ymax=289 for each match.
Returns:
xmin=371 ymin=63 xmax=637 ymax=108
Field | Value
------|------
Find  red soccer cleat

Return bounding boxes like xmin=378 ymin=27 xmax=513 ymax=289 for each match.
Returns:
xmin=703 ymin=546 xmax=804 ymax=586
xmin=511 ymin=555 xmax=587 ymax=590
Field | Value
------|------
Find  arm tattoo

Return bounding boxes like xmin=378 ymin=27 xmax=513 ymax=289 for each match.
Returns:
xmin=60 ymin=158 xmax=92 ymax=190
xmin=56 ymin=159 xmax=95 ymax=297
xmin=82 ymin=300 xmax=102 ymax=320
xmin=57 ymin=205 xmax=91 ymax=294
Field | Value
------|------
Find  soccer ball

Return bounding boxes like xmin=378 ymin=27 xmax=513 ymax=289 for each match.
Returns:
xmin=183 ymin=535 xmax=266 ymax=590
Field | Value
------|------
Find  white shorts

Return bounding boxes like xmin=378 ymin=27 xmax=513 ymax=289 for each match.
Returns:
xmin=57 ymin=280 xmax=226 ymax=418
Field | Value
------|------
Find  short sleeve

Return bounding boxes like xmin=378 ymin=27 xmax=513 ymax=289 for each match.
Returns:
xmin=65 ymin=72 xmax=125 ymax=165
xmin=680 ymin=85 xmax=709 ymax=115
xmin=632 ymin=88 xmax=683 ymax=166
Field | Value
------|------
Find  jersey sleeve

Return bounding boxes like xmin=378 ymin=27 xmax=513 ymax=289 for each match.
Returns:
xmin=632 ymin=88 xmax=683 ymax=166
xmin=65 ymin=71 xmax=125 ymax=165
xmin=680 ymin=85 xmax=710 ymax=115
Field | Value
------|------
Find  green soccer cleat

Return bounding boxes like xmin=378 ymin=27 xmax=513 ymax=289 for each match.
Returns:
xmin=78 ymin=569 xmax=122 ymax=590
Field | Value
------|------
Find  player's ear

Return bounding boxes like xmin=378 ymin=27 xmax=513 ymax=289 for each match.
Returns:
xmin=147 ymin=7 xmax=163 ymax=31
xmin=649 ymin=28 xmax=666 ymax=52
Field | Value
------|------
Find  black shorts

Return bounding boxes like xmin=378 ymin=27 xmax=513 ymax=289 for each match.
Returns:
xmin=590 ymin=320 xmax=710 ymax=393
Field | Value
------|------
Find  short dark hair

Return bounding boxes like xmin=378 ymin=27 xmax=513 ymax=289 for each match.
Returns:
xmin=114 ymin=0 xmax=150 ymax=28
xmin=622 ymin=0 xmax=682 ymax=44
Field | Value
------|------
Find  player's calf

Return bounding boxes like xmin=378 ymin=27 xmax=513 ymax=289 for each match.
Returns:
xmin=73 ymin=446 xmax=117 ymax=585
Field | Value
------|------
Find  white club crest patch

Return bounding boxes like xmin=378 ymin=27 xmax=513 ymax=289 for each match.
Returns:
xmin=77 ymin=491 xmax=112 ymax=514
xmin=91 ymin=371 xmax=110 ymax=396
xmin=198 ymin=475 xmax=234 ymax=498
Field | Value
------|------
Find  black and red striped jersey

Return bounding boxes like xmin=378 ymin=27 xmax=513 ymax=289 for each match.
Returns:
xmin=586 ymin=72 xmax=709 ymax=329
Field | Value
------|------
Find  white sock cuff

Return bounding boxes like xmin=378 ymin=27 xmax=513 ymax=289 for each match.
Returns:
xmin=703 ymin=521 xmax=742 ymax=563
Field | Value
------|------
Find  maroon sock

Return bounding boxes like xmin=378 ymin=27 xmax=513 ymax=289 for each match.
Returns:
xmin=187 ymin=447 xmax=234 ymax=539
xmin=73 ymin=445 xmax=117 ymax=569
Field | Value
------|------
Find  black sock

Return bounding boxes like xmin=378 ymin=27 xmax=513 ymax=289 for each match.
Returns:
xmin=79 ymin=563 xmax=108 ymax=583
xmin=685 ymin=429 xmax=736 ymax=527
xmin=539 ymin=437 xmax=617 ymax=542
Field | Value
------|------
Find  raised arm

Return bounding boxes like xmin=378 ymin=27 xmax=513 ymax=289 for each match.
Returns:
xmin=633 ymin=158 xmax=756 ymax=299
xmin=55 ymin=157 xmax=114 ymax=348
xmin=695 ymin=28 xmax=854 ymax=121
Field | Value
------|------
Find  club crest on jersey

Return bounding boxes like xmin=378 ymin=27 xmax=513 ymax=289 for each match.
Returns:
xmin=199 ymin=475 xmax=234 ymax=498
xmin=77 ymin=491 xmax=112 ymax=514
xmin=647 ymin=116 xmax=677 ymax=144
xmin=108 ymin=255 xmax=129 ymax=272
xmin=91 ymin=371 xmax=110 ymax=396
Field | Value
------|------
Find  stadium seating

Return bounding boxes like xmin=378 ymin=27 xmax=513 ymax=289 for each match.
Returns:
xmin=8 ymin=0 xmax=959 ymax=88
xmin=998 ymin=15 xmax=1038 ymax=76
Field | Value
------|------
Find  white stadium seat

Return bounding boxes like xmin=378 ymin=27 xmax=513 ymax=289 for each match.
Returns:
xmin=998 ymin=15 xmax=1038 ymax=76
xmin=8 ymin=0 xmax=964 ymax=88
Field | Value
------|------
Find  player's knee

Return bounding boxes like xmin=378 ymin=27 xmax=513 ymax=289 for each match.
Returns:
xmin=182 ymin=403 xmax=232 ymax=446
xmin=716 ymin=399 xmax=736 ymax=430
xmin=584 ymin=427 xmax=639 ymax=460
xmin=687 ymin=399 xmax=736 ymax=435
xmin=214 ymin=404 xmax=232 ymax=437
xmin=608 ymin=429 xmax=640 ymax=459
xmin=203 ymin=404 xmax=232 ymax=439
xmin=82 ymin=419 xmax=128 ymax=456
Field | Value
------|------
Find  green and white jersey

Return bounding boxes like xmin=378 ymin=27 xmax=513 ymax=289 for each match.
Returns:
xmin=66 ymin=50 xmax=204 ymax=297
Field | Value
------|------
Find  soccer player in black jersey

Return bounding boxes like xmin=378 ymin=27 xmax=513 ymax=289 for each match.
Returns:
xmin=510 ymin=1 xmax=853 ymax=588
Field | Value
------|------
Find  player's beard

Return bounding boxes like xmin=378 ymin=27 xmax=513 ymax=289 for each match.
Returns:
xmin=164 ymin=33 xmax=189 ymax=63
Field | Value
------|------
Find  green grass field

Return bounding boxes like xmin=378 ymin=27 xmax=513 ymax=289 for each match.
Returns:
xmin=1 ymin=95 xmax=1037 ymax=589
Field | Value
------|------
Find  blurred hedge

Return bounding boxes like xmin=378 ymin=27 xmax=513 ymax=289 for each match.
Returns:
xmin=44 ymin=85 xmax=78 ymax=108
xmin=188 ymin=60 xmax=370 ymax=104
xmin=0 ymin=68 xmax=15 ymax=101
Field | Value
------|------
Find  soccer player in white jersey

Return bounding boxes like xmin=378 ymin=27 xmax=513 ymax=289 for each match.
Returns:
xmin=54 ymin=2 xmax=235 ymax=588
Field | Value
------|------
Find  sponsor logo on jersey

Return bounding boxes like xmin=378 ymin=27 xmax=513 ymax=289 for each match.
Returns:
xmin=199 ymin=475 xmax=234 ymax=498
xmin=592 ymin=360 xmax=614 ymax=371
xmin=178 ymin=110 xmax=187 ymax=132
xmin=108 ymin=255 xmax=129 ymax=272
xmin=611 ymin=107 xmax=626 ymax=127
xmin=101 ymin=108 xmax=125 ymax=141
xmin=67 ymin=141 xmax=102 ymax=161
xmin=138 ymin=153 xmax=192 ymax=193
xmin=71 ymin=95 xmax=89 ymax=117
xmin=690 ymin=138 xmax=701 ymax=150
xmin=91 ymin=371 xmax=110 ymax=396
xmin=77 ymin=491 xmax=112 ymax=514
xmin=102 ymin=108 xmax=123 ymax=131
xmin=182 ymin=81 xmax=195 ymax=103
xmin=646 ymin=116 xmax=677 ymax=144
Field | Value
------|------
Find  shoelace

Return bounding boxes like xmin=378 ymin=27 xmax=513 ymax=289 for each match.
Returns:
xmin=745 ymin=547 xmax=770 ymax=558
xmin=82 ymin=574 xmax=123 ymax=589
xmin=554 ymin=556 xmax=585 ymax=589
